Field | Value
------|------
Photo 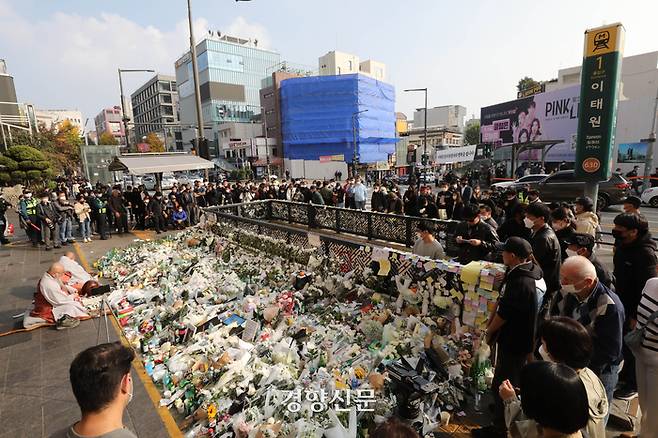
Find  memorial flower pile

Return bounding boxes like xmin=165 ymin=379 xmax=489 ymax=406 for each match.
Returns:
xmin=97 ymin=224 xmax=495 ymax=437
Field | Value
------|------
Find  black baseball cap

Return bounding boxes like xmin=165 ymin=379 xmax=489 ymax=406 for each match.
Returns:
xmin=502 ymin=237 xmax=533 ymax=258
xmin=562 ymin=233 xmax=595 ymax=251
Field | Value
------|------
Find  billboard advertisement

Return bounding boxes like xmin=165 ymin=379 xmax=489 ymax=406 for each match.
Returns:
xmin=617 ymin=142 xmax=648 ymax=164
xmin=480 ymin=85 xmax=580 ymax=162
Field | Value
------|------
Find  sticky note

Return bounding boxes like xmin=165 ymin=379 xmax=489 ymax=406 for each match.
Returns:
xmin=378 ymin=259 xmax=391 ymax=276
xmin=460 ymin=261 xmax=484 ymax=284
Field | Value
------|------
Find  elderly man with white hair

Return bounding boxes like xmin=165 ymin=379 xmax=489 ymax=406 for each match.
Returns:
xmin=556 ymin=255 xmax=625 ymax=409
xmin=24 ymin=262 xmax=88 ymax=330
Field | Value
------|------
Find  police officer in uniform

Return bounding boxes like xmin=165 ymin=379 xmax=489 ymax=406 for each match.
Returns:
xmin=91 ymin=192 xmax=109 ymax=240
xmin=18 ymin=189 xmax=40 ymax=247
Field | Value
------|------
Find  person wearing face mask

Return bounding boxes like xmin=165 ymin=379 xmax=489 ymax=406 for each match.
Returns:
xmin=30 ymin=262 xmax=88 ymax=330
xmin=612 ymin=212 xmax=657 ymax=399
xmin=555 ymin=256 xmax=624 ymax=407
xmin=18 ymin=189 xmax=41 ymax=247
xmin=525 ymin=202 xmax=562 ymax=315
xmin=474 ymin=237 xmax=543 ymax=438
xmin=54 ymin=192 xmax=76 ymax=244
xmin=574 ymin=197 xmax=599 ymax=237
xmin=479 ymin=204 xmax=498 ymax=230
xmin=526 ymin=189 xmax=541 ymax=205
xmin=412 ymin=221 xmax=445 ymax=259
xmin=37 ymin=193 xmax=62 ymax=250
xmin=532 ymin=317 xmax=608 ymax=438
xmin=563 ymin=233 xmax=614 ymax=290
xmin=454 ymin=204 xmax=500 ymax=264
xmin=370 ymin=184 xmax=385 ymax=212
xmin=50 ymin=342 xmax=138 ymax=438
xmin=550 ymin=207 xmax=576 ymax=261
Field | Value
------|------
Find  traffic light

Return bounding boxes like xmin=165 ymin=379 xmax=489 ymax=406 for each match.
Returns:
xmin=198 ymin=138 xmax=210 ymax=160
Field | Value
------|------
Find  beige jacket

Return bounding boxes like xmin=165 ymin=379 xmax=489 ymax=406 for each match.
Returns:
xmin=575 ymin=211 xmax=599 ymax=236
xmin=74 ymin=201 xmax=91 ymax=222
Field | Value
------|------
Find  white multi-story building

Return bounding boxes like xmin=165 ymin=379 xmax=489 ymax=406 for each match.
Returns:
xmin=545 ymin=51 xmax=658 ymax=173
xmin=35 ymin=109 xmax=84 ymax=131
xmin=412 ymin=105 xmax=467 ymax=132
xmin=318 ymin=51 xmax=386 ymax=81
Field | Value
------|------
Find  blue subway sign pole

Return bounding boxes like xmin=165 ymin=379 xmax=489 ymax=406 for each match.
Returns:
xmin=575 ymin=23 xmax=625 ymax=182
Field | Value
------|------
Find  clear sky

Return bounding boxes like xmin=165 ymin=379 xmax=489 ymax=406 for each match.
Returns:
xmin=1 ymin=0 xmax=657 ymax=129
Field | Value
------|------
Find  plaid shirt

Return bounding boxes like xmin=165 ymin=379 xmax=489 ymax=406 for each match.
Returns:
xmin=557 ymin=280 xmax=625 ymax=374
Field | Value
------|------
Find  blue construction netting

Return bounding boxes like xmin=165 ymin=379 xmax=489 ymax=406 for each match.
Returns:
xmin=280 ymin=74 xmax=397 ymax=163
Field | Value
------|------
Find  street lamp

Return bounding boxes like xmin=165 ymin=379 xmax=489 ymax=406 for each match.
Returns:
xmin=404 ymin=88 xmax=428 ymax=168
xmin=118 ymin=68 xmax=154 ymax=151
xmin=352 ymin=109 xmax=368 ymax=177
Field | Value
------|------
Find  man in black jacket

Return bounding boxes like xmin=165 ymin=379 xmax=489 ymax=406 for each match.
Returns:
xmin=474 ymin=237 xmax=544 ymax=438
xmin=370 ymin=184 xmax=385 ymax=212
xmin=525 ymin=202 xmax=561 ymax=314
xmin=454 ymin=204 xmax=499 ymax=264
xmin=147 ymin=192 xmax=166 ymax=234
xmin=108 ymin=190 xmax=128 ymax=234
xmin=612 ymin=213 xmax=657 ymax=397
xmin=37 ymin=194 xmax=61 ymax=250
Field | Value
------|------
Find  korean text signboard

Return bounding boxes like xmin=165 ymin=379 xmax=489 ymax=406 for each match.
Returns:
xmin=575 ymin=23 xmax=625 ymax=181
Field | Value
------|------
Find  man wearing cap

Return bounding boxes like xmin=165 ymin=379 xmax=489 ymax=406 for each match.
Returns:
xmin=563 ymin=232 xmax=614 ymax=290
xmin=622 ymin=195 xmax=641 ymax=215
xmin=473 ymin=237 xmax=544 ymax=438
xmin=412 ymin=221 xmax=445 ymax=260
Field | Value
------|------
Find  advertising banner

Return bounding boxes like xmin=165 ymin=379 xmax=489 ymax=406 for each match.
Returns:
xmin=575 ymin=23 xmax=625 ymax=181
xmin=435 ymin=145 xmax=477 ymax=164
xmin=617 ymin=142 xmax=648 ymax=164
xmin=480 ymin=85 xmax=580 ymax=162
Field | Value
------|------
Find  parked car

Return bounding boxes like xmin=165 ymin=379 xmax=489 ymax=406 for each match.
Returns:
xmin=491 ymin=174 xmax=549 ymax=190
xmin=161 ymin=173 xmax=178 ymax=189
xmin=142 ymin=175 xmax=157 ymax=190
xmin=640 ymin=186 xmax=658 ymax=207
xmin=530 ymin=170 xmax=630 ymax=210
xmin=177 ymin=172 xmax=204 ymax=187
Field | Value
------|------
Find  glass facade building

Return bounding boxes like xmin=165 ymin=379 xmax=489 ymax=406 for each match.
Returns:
xmin=175 ymin=36 xmax=281 ymax=129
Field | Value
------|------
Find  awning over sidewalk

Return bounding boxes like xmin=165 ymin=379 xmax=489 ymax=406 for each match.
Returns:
xmin=107 ymin=153 xmax=215 ymax=175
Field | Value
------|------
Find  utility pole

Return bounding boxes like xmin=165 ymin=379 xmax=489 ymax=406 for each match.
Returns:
xmin=642 ymin=87 xmax=658 ymax=192
xmin=404 ymin=87 xmax=429 ymax=168
xmin=352 ymin=109 xmax=368 ymax=177
xmin=187 ymin=0 xmax=206 ymax=158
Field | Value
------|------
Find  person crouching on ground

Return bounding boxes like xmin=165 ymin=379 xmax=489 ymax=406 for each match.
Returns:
xmin=171 ymin=204 xmax=188 ymax=230
xmin=25 ymin=262 xmax=88 ymax=330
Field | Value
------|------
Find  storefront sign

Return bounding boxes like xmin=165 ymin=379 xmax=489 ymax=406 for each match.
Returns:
xmin=435 ymin=145 xmax=477 ymax=164
xmin=575 ymin=23 xmax=625 ymax=181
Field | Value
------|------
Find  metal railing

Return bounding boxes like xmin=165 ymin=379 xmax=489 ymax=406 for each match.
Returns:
xmin=205 ymin=200 xmax=462 ymax=256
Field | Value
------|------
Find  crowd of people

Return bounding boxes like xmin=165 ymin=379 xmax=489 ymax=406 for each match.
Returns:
xmin=4 ymin=169 xmax=658 ymax=437
xmin=399 ymin=179 xmax=657 ymax=438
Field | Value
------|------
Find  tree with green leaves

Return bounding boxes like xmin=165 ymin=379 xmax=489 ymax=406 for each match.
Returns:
xmin=144 ymin=132 xmax=165 ymax=153
xmin=517 ymin=76 xmax=541 ymax=93
xmin=464 ymin=122 xmax=480 ymax=145
xmin=99 ymin=131 xmax=119 ymax=145
xmin=0 ymin=145 xmax=53 ymax=187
